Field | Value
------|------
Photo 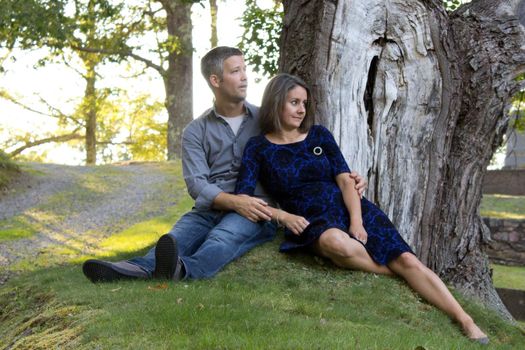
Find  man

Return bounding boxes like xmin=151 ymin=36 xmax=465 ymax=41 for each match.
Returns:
xmin=83 ymin=46 xmax=366 ymax=283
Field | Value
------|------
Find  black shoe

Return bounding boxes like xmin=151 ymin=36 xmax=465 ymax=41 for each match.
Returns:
xmin=153 ymin=234 xmax=181 ymax=280
xmin=83 ymin=259 xmax=148 ymax=283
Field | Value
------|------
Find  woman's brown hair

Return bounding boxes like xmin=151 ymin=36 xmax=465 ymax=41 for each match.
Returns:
xmin=259 ymin=73 xmax=315 ymax=134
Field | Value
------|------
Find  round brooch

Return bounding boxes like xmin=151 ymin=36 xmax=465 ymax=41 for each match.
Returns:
xmin=313 ymin=146 xmax=323 ymax=156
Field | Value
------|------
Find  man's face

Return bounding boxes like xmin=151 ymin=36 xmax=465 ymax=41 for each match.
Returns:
xmin=214 ymin=55 xmax=248 ymax=103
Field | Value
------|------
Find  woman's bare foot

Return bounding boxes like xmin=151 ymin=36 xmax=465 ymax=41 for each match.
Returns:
xmin=459 ymin=316 xmax=488 ymax=343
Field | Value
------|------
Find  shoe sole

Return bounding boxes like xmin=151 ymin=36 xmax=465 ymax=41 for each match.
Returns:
xmin=83 ymin=260 xmax=132 ymax=283
xmin=153 ymin=234 xmax=178 ymax=280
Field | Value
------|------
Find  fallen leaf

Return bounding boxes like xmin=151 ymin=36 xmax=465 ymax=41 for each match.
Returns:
xmin=196 ymin=303 xmax=205 ymax=310
xmin=110 ymin=287 xmax=121 ymax=292
xmin=177 ymin=298 xmax=183 ymax=304
xmin=147 ymin=283 xmax=169 ymax=291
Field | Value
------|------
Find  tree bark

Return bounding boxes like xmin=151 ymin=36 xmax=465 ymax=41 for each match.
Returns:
xmin=84 ymin=61 xmax=97 ymax=165
xmin=160 ymin=0 xmax=193 ymax=160
xmin=280 ymin=0 xmax=525 ymax=318
xmin=210 ymin=0 xmax=218 ymax=47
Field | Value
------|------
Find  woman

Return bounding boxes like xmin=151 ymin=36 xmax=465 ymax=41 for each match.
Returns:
xmin=235 ymin=73 xmax=488 ymax=344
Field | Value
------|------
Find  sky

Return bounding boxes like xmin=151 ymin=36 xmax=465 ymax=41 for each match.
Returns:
xmin=0 ymin=0 xmax=271 ymax=165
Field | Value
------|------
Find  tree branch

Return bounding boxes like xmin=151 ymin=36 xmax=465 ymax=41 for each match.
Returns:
xmin=0 ymin=89 xmax=84 ymax=128
xmin=37 ymin=96 xmax=84 ymax=127
xmin=70 ymin=45 xmax=165 ymax=75
xmin=96 ymin=140 xmax=134 ymax=145
xmin=8 ymin=132 xmax=84 ymax=157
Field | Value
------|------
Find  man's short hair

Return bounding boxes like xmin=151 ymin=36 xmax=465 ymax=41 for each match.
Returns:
xmin=201 ymin=46 xmax=243 ymax=85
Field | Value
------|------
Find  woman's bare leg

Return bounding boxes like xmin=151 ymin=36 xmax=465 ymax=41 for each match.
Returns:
xmin=388 ymin=253 xmax=487 ymax=340
xmin=313 ymin=228 xmax=394 ymax=275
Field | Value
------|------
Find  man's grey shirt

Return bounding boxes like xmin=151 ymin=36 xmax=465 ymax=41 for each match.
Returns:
xmin=181 ymin=102 xmax=271 ymax=209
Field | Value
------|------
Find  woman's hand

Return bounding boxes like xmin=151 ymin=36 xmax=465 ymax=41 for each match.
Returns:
xmin=350 ymin=223 xmax=368 ymax=244
xmin=280 ymin=211 xmax=310 ymax=236
xmin=349 ymin=171 xmax=367 ymax=198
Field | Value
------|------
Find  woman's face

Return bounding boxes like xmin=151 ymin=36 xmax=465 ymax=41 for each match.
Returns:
xmin=280 ymin=85 xmax=307 ymax=131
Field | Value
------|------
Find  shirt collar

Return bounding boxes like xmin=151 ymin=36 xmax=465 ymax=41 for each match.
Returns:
xmin=210 ymin=101 xmax=255 ymax=120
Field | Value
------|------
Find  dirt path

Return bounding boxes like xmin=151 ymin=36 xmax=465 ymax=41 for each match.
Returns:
xmin=0 ymin=162 xmax=182 ymax=284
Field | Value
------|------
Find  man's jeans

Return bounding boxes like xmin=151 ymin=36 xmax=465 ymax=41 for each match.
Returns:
xmin=128 ymin=209 xmax=276 ymax=279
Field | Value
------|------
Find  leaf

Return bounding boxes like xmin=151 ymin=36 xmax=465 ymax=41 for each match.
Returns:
xmin=147 ymin=283 xmax=169 ymax=290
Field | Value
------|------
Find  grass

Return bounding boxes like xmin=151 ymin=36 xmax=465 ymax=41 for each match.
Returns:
xmin=1 ymin=211 xmax=525 ymax=348
xmin=0 ymin=161 xmax=186 ymax=244
xmin=492 ymin=264 xmax=525 ymax=291
xmin=1 ymin=163 xmax=524 ymax=348
xmin=480 ymin=194 xmax=525 ymax=220
xmin=2 ymin=236 xmax=524 ymax=349
xmin=491 ymin=264 xmax=525 ymax=330
xmin=0 ymin=215 xmax=38 ymax=241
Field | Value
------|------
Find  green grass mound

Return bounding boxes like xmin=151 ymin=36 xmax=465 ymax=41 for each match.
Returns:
xmin=1 ymin=239 xmax=524 ymax=349
xmin=1 ymin=162 xmax=523 ymax=349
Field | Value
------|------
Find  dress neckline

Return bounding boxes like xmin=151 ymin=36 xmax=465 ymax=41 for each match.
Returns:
xmin=262 ymin=126 xmax=315 ymax=146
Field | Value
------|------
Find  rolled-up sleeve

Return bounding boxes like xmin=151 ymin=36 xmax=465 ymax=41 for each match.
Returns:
xmin=182 ymin=123 xmax=223 ymax=209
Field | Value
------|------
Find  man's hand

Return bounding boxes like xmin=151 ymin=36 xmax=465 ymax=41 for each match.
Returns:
xmin=234 ymin=194 xmax=273 ymax=222
xmin=349 ymin=171 xmax=368 ymax=197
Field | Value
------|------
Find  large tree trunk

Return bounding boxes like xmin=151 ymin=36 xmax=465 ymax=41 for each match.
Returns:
xmin=161 ymin=0 xmax=193 ymax=160
xmin=280 ymin=0 xmax=525 ymax=318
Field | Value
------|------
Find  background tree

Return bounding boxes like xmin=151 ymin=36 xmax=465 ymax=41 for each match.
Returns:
xmin=1 ymin=0 xmax=201 ymax=162
xmin=67 ymin=0 xmax=200 ymax=160
xmin=0 ymin=0 xmax=154 ymax=164
xmin=278 ymin=0 xmax=525 ymax=318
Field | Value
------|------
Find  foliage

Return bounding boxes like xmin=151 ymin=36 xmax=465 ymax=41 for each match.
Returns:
xmin=239 ymin=0 xmax=283 ymax=78
xmin=0 ymin=148 xmax=16 ymax=169
xmin=0 ymin=0 xmax=71 ymax=51
xmin=92 ymin=91 xmax=166 ymax=163
xmin=0 ymin=148 xmax=19 ymax=188
xmin=443 ymin=0 xmax=465 ymax=11
xmin=509 ymin=83 xmax=525 ymax=133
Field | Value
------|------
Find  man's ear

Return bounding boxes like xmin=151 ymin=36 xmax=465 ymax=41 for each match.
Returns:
xmin=209 ymin=74 xmax=221 ymax=88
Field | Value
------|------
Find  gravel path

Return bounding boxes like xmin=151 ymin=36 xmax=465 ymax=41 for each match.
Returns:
xmin=0 ymin=162 xmax=181 ymax=284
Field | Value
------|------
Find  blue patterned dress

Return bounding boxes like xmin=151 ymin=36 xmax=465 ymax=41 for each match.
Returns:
xmin=235 ymin=125 xmax=413 ymax=265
